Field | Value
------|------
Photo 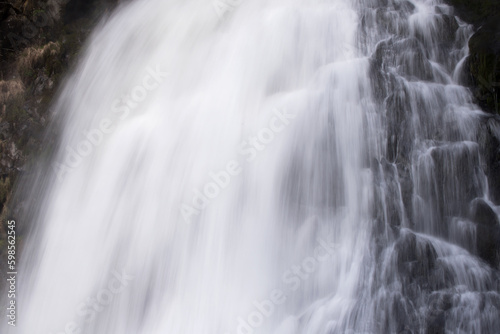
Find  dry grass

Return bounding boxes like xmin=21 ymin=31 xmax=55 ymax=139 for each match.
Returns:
xmin=17 ymin=41 xmax=61 ymax=74
xmin=0 ymin=79 xmax=25 ymax=105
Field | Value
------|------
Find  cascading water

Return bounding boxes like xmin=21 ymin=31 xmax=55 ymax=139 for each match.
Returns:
xmin=2 ymin=0 xmax=500 ymax=333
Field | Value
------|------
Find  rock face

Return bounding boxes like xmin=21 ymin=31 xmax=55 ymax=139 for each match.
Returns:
xmin=368 ymin=0 xmax=500 ymax=272
xmin=469 ymin=198 xmax=500 ymax=266
xmin=466 ymin=18 xmax=500 ymax=115
xmin=443 ymin=0 xmax=500 ymax=269
xmin=444 ymin=0 xmax=500 ymax=115
xmin=0 ymin=0 xmax=117 ymax=272
xmin=443 ymin=0 xmax=499 ymax=26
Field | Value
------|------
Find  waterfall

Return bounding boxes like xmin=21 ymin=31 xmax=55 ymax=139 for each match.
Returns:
xmin=2 ymin=0 xmax=499 ymax=333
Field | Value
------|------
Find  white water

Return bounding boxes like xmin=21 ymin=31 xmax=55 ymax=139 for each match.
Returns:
xmin=3 ymin=0 xmax=500 ymax=333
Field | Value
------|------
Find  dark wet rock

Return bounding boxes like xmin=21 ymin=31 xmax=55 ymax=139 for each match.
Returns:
xmin=426 ymin=311 xmax=446 ymax=334
xmin=372 ymin=158 xmax=409 ymax=229
xmin=486 ymin=120 xmax=500 ymax=203
xmin=372 ymin=37 xmax=434 ymax=82
xmin=372 ymin=229 xmax=499 ymax=331
xmin=469 ymin=198 xmax=500 ymax=267
xmin=369 ymin=0 xmax=500 ymax=274
xmin=475 ymin=223 xmax=500 ymax=268
xmin=438 ymin=15 xmax=459 ymax=45
xmin=428 ymin=143 xmax=484 ymax=218
xmin=443 ymin=0 xmax=500 ymax=115
xmin=374 ymin=9 xmax=407 ymax=36
xmin=394 ymin=231 xmax=440 ymax=293
xmin=386 ymin=85 xmax=413 ymax=163
xmin=397 ymin=163 xmax=413 ymax=227
xmin=443 ymin=0 xmax=500 ymax=27
xmin=369 ymin=61 xmax=389 ymax=103
xmin=477 ymin=117 xmax=500 ymax=204
xmin=398 ymin=41 xmax=434 ymax=81
xmin=411 ymin=14 xmax=459 ymax=65
xmin=469 ymin=198 xmax=499 ymax=227
xmin=393 ymin=1 xmax=415 ymax=14
xmin=465 ymin=20 xmax=500 ymax=115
